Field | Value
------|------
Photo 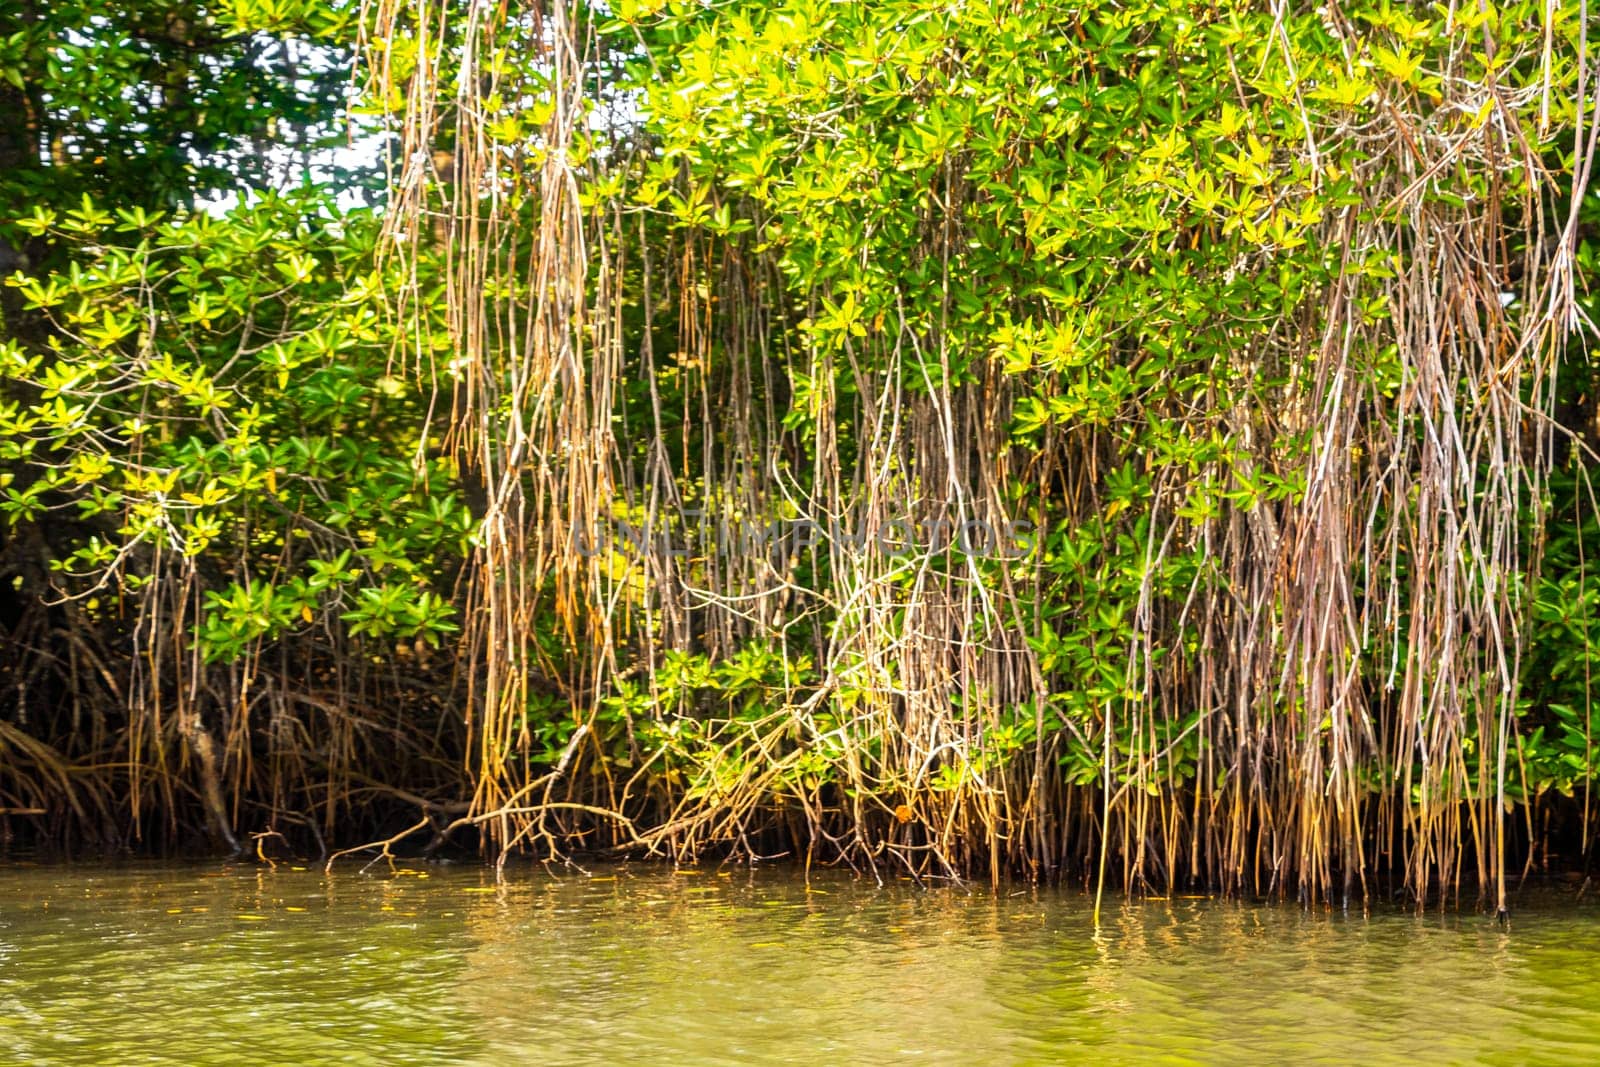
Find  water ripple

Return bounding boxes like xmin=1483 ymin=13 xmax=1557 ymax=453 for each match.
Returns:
xmin=0 ymin=864 xmax=1597 ymax=1065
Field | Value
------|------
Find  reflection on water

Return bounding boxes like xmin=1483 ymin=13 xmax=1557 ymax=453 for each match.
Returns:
xmin=0 ymin=860 xmax=1595 ymax=1065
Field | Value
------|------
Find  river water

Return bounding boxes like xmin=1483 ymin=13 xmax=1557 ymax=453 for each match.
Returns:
xmin=1 ymin=861 xmax=1597 ymax=1065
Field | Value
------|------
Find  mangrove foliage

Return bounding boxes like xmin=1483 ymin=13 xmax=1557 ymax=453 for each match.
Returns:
xmin=2 ymin=0 xmax=1599 ymax=909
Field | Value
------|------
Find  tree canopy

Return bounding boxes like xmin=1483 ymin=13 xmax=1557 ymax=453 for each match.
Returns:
xmin=2 ymin=0 xmax=1598 ymax=907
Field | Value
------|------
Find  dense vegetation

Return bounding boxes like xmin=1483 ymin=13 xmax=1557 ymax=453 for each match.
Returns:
xmin=2 ymin=0 xmax=1597 ymax=909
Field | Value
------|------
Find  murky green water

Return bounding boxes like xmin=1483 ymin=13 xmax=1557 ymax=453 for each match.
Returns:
xmin=2 ymin=862 xmax=1599 ymax=1065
